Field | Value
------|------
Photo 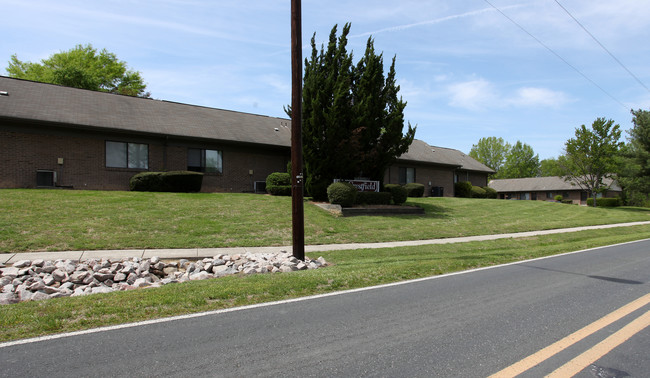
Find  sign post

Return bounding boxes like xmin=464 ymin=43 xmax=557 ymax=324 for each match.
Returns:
xmin=291 ymin=0 xmax=305 ymax=261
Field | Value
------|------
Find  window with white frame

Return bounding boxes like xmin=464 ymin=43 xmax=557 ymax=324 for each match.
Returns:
xmin=106 ymin=141 xmax=148 ymax=169
xmin=188 ymin=148 xmax=222 ymax=173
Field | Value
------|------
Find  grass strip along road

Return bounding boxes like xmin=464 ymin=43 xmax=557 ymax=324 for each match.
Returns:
xmin=1 ymin=225 xmax=649 ymax=342
xmin=1 ymin=190 xmax=649 ymax=342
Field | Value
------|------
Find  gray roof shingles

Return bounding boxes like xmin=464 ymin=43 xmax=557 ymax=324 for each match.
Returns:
xmin=398 ymin=139 xmax=494 ymax=173
xmin=1 ymin=76 xmax=491 ymax=173
xmin=0 ymin=76 xmax=291 ymax=147
xmin=489 ymin=176 xmax=622 ymax=192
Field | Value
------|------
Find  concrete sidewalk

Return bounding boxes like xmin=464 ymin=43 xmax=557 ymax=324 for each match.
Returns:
xmin=2 ymin=221 xmax=649 ymax=265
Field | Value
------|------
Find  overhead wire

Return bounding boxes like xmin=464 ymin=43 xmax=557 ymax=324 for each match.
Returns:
xmin=482 ymin=0 xmax=628 ymax=109
xmin=554 ymin=0 xmax=650 ymax=94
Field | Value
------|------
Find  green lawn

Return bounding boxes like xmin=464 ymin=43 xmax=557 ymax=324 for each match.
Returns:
xmin=1 ymin=225 xmax=649 ymax=342
xmin=1 ymin=189 xmax=649 ymax=253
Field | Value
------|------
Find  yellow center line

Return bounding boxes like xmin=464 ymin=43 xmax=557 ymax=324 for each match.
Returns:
xmin=488 ymin=292 xmax=650 ymax=378
xmin=545 ymin=310 xmax=650 ymax=377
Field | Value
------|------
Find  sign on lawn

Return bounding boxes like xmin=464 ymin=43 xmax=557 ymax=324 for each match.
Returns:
xmin=334 ymin=179 xmax=380 ymax=192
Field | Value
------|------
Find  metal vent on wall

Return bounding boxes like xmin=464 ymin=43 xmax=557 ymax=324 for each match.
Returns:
xmin=36 ymin=170 xmax=56 ymax=187
xmin=254 ymin=181 xmax=266 ymax=193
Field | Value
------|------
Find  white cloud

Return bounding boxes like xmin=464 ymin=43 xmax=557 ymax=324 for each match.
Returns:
xmin=447 ymin=79 xmax=570 ymax=110
xmin=447 ymin=79 xmax=497 ymax=111
xmin=506 ymin=87 xmax=570 ymax=107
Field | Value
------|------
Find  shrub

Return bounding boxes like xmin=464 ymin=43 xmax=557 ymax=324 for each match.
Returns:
xmin=483 ymin=186 xmax=497 ymax=199
xmin=454 ymin=181 xmax=473 ymax=198
xmin=266 ymin=172 xmax=291 ymax=196
xmin=308 ymin=179 xmax=330 ymax=201
xmin=561 ymin=199 xmax=574 ymax=205
xmin=587 ymin=197 xmax=622 ymax=207
xmin=163 ymin=171 xmax=204 ymax=192
xmin=384 ymin=184 xmax=408 ymax=205
xmin=471 ymin=186 xmax=486 ymax=198
xmin=130 ymin=172 xmax=163 ymax=192
xmin=404 ymin=183 xmax=425 ymax=197
xmin=554 ymin=195 xmax=563 ymax=202
xmin=327 ymin=182 xmax=357 ymax=207
xmin=355 ymin=191 xmax=392 ymax=205
xmin=130 ymin=171 xmax=203 ymax=192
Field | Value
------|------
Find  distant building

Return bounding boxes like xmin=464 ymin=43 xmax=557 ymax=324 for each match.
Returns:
xmin=488 ymin=176 xmax=622 ymax=205
xmin=0 ymin=76 xmax=492 ymax=196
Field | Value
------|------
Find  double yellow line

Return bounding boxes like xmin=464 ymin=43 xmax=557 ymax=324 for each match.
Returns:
xmin=489 ymin=292 xmax=650 ymax=377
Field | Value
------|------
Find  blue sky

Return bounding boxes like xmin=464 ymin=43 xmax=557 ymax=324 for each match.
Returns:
xmin=4 ymin=0 xmax=650 ymax=159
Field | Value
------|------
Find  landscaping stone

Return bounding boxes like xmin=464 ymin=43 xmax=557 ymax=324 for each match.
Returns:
xmin=0 ymin=252 xmax=329 ymax=304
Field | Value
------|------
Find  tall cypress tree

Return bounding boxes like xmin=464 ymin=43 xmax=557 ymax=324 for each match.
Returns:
xmin=297 ymin=23 xmax=416 ymax=200
xmin=352 ymin=38 xmax=415 ymax=181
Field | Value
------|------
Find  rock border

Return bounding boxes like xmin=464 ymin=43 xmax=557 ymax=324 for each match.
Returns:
xmin=0 ymin=251 xmax=328 ymax=305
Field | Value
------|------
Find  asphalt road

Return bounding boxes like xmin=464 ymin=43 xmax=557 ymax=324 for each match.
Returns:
xmin=1 ymin=240 xmax=649 ymax=377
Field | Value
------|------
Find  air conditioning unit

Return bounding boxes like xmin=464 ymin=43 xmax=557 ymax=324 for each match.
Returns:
xmin=36 ymin=170 xmax=57 ymax=187
xmin=254 ymin=181 xmax=266 ymax=193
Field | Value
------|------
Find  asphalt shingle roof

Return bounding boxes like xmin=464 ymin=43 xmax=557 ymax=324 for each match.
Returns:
xmin=0 ymin=76 xmax=291 ymax=147
xmin=398 ymin=139 xmax=495 ymax=173
xmin=489 ymin=176 xmax=622 ymax=192
xmin=0 ymin=76 xmax=492 ymax=173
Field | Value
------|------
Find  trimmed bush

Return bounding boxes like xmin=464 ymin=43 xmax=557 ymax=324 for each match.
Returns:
xmin=454 ymin=181 xmax=473 ymax=198
xmin=266 ymin=172 xmax=291 ymax=196
xmin=587 ymin=197 xmax=622 ymax=207
xmin=554 ymin=195 xmax=563 ymax=202
xmin=384 ymin=184 xmax=408 ymax=205
xmin=471 ymin=186 xmax=486 ymax=198
xmin=130 ymin=172 xmax=163 ymax=192
xmin=483 ymin=186 xmax=497 ymax=199
xmin=327 ymin=182 xmax=358 ymax=207
xmin=356 ymin=191 xmax=392 ymax=205
xmin=163 ymin=171 xmax=204 ymax=192
xmin=130 ymin=171 xmax=203 ymax=192
xmin=404 ymin=183 xmax=425 ymax=197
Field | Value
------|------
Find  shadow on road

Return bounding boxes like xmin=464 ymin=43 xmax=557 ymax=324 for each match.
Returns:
xmin=516 ymin=264 xmax=645 ymax=285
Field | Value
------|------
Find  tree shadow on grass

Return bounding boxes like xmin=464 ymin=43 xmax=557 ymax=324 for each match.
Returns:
xmin=409 ymin=201 xmax=451 ymax=219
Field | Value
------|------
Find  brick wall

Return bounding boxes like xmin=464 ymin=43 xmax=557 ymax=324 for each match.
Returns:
xmin=1 ymin=125 xmax=288 ymax=192
xmin=384 ymin=163 xmax=456 ymax=197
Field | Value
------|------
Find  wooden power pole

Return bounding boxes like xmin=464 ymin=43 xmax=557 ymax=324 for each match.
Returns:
xmin=291 ymin=0 xmax=305 ymax=261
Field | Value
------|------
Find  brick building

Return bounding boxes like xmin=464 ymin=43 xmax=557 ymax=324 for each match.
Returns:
xmin=0 ymin=76 xmax=492 ymax=195
xmin=488 ymin=176 xmax=622 ymax=205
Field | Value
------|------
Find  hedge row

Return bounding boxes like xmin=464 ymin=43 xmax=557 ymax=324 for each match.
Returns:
xmin=404 ymin=183 xmax=425 ymax=197
xmin=326 ymin=183 xmax=407 ymax=207
xmin=454 ymin=181 xmax=496 ymax=199
xmin=587 ymin=197 xmax=622 ymax=207
xmin=130 ymin=171 xmax=203 ymax=192
xmin=266 ymin=172 xmax=291 ymax=196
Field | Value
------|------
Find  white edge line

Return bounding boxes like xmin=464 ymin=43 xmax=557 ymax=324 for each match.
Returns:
xmin=1 ymin=238 xmax=649 ymax=349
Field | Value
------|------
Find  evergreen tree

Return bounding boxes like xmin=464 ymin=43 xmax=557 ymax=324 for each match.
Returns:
xmin=617 ymin=109 xmax=650 ymax=205
xmin=296 ymin=24 xmax=415 ymax=200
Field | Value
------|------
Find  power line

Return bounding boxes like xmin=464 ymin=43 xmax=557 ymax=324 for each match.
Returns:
xmin=554 ymin=0 xmax=650 ymax=94
xmin=483 ymin=0 xmax=628 ymax=109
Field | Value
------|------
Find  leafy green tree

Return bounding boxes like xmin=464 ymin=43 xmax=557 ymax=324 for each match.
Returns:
xmin=499 ymin=141 xmax=540 ymax=178
xmin=6 ymin=44 xmax=149 ymax=97
xmin=295 ymin=24 xmax=415 ymax=200
xmin=560 ymin=117 xmax=623 ymax=207
xmin=469 ymin=137 xmax=511 ymax=175
xmin=540 ymin=157 xmax=564 ymax=177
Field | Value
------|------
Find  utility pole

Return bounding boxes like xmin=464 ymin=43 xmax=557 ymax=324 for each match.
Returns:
xmin=291 ymin=0 xmax=305 ymax=261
